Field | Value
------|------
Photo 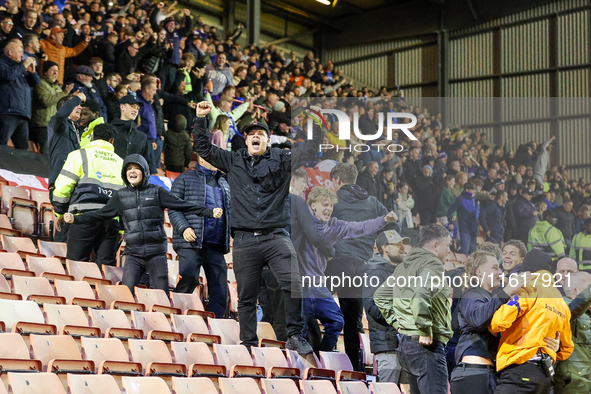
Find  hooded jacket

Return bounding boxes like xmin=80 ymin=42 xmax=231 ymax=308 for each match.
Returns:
xmin=111 ymin=117 xmax=156 ymax=175
xmin=331 ymin=184 xmax=392 ymax=261
xmin=489 ymin=271 xmax=574 ymax=371
xmin=362 ymin=255 xmax=398 ymax=354
xmin=72 ymin=154 xmax=214 ymax=257
xmin=378 ymin=247 xmax=453 ymax=344
xmin=169 ymin=166 xmax=231 ymax=253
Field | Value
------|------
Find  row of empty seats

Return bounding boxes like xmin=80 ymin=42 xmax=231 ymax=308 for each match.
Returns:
xmin=0 ymin=373 xmax=401 ymax=394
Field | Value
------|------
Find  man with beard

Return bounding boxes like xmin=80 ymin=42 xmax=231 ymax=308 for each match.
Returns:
xmin=365 ymin=230 xmax=410 ymax=383
xmin=70 ymin=65 xmax=107 ymax=119
xmin=32 ymin=61 xmax=73 ymax=153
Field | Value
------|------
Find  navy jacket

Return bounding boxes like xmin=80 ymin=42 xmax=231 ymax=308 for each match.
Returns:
xmin=0 ymin=54 xmax=40 ymax=119
xmin=169 ymin=166 xmax=231 ymax=254
xmin=448 ymin=191 xmax=481 ymax=235
xmin=513 ymin=196 xmax=538 ymax=235
xmin=480 ymin=200 xmax=506 ymax=244
xmin=454 ymin=286 xmax=510 ymax=363
xmin=70 ymin=78 xmax=107 ymax=119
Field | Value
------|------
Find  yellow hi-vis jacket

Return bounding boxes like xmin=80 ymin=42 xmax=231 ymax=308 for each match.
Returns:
xmin=489 ymin=271 xmax=574 ymax=372
xmin=570 ymin=232 xmax=591 ymax=271
xmin=528 ymin=220 xmax=566 ymax=261
xmin=52 ymin=139 xmax=124 ymax=216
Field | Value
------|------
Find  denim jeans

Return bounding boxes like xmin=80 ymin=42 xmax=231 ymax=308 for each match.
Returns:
xmin=232 ymin=230 xmax=304 ymax=348
xmin=122 ymin=253 xmax=169 ymax=294
xmin=175 ymin=247 xmax=228 ymax=318
xmin=302 ymin=287 xmax=344 ymax=352
xmin=397 ymin=336 xmax=449 ymax=394
xmin=460 ymin=232 xmax=477 ymax=255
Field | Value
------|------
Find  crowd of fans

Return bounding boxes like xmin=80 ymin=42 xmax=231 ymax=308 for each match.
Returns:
xmin=2 ymin=0 xmax=591 ymax=393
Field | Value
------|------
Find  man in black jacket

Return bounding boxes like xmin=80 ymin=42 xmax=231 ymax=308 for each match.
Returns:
xmin=357 ymin=161 xmax=380 ymax=199
xmin=328 ymin=162 xmax=400 ymax=370
xmin=363 ymin=230 xmax=409 ymax=383
xmin=110 ymin=94 xmax=156 ymax=175
xmin=48 ymin=92 xmax=86 ymax=187
xmin=480 ymin=190 xmax=508 ymax=246
xmin=193 ymin=101 xmax=323 ymax=355
xmin=169 ymin=154 xmax=231 ymax=318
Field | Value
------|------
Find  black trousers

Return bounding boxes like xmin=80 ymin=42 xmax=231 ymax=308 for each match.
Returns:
xmin=450 ymin=362 xmax=497 ymax=394
xmin=259 ymin=265 xmax=287 ymax=341
xmin=494 ymin=363 xmax=553 ymax=394
xmin=67 ymin=220 xmax=119 ymax=267
xmin=398 ymin=336 xmax=449 ymax=394
xmin=0 ymin=114 xmax=29 ymax=149
xmin=175 ymin=247 xmax=228 ymax=318
xmin=232 ymin=230 xmax=304 ymax=348
xmin=30 ymin=126 xmax=48 ymax=153
xmin=122 ymin=253 xmax=169 ymax=295
xmin=328 ymin=255 xmax=365 ymax=372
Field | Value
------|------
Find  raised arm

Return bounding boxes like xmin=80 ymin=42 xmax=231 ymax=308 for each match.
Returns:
xmin=290 ymin=108 xmax=325 ymax=169
xmin=192 ymin=102 xmax=234 ymax=172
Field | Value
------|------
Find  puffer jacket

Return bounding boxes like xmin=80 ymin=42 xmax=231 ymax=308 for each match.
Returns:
xmin=48 ymin=96 xmax=83 ymax=186
xmin=169 ymin=166 xmax=231 ymax=253
xmin=490 ymin=270 xmax=574 ymax=371
xmin=555 ymin=205 xmax=576 ymax=241
xmin=480 ymin=200 xmax=506 ymax=244
xmin=40 ymin=37 xmax=87 ymax=85
xmin=73 ymin=154 xmax=214 ymax=257
xmin=362 ymin=256 xmax=398 ymax=353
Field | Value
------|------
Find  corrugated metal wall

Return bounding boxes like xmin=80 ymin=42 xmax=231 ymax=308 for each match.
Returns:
xmin=323 ymin=38 xmax=430 ymax=90
xmin=322 ymin=0 xmax=591 ymax=180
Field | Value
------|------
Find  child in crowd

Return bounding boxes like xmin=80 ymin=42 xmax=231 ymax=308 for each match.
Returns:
xmin=64 ymin=154 xmax=223 ymax=293
xmin=396 ymin=182 xmax=415 ymax=228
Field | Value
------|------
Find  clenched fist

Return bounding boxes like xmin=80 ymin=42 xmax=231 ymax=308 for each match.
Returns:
xmin=64 ymin=212 xmax=75 ymax=224
xmin=385 ymin=211 xmax=398 ymax=223
xmin=196 ymin=101 xmax=212 ymax=117
xmin=183 ymin=227 xmax=196 ymax=242
xmin=213 ymin=208 xmax=223 ymax=218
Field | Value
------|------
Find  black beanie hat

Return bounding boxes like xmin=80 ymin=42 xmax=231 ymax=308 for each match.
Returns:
xmin=42 ymin=61 xmax=58 ymax=75
xmin=521 ymin=249 xmax=552 ymax=273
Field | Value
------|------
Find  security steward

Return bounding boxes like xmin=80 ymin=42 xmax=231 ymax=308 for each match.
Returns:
xmin=570 ymin=218 xmax=591 ymax=272
xmin=489 ymin=249 xmax=574 ymax=394
xmin=528 ymin=209 xmax=567 ymax=266
xmin=52 ymin=123 xmax=124 ymax=267
xmin=192 ymin=101 xmax=324 ymax=355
